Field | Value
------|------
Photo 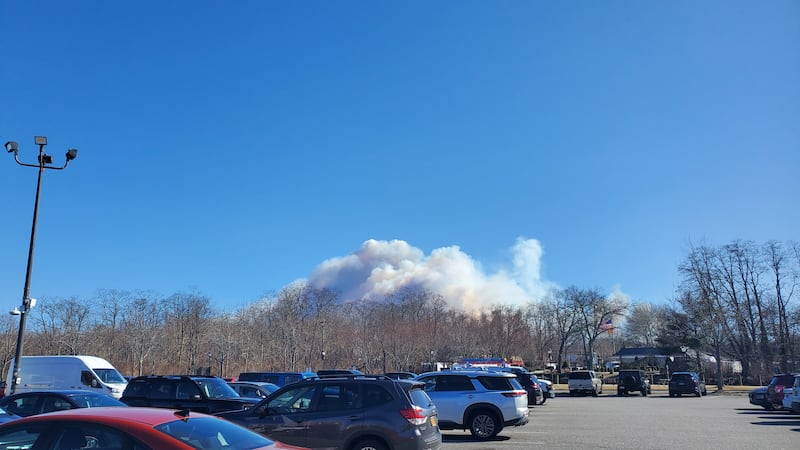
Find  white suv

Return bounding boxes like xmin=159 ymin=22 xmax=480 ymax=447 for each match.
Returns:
xmin=568 ymin=370 xmax=603 ymax=396
xmin=415 ymin=369 xmax=529 ymax=439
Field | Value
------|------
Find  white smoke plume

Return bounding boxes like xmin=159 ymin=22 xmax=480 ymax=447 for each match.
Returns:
xmin=307 ymin=238 xmax=555 ymax=311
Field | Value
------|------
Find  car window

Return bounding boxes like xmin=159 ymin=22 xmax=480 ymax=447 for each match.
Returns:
xmin=151 ymin=380 xmax=176 ymax=399
xmin=123 ymin=380 xmax=149 ymax=397
xmin=4 ymin=396 xmax=39 ymax=416
xmin=408 ymin=386 xmax=433 ymax=408
xmin=0 ymin=423 xmax=47 ymax=450
xmin=571 ymin=372 xmax=590 ymax=379
xmin=41 ymin=396 xmax=73 ymax=413
xmin=434 ymin=375 xmax=474 ymax=392
xmin=55 ymin=423 xmax=149 ymax=450
xmin=268 ymin=386 xmax=316 ymax=413
xmin=177 ymin=380 xmax=201 ymax=400
xmin=316 ymin=384 xmax=360 ymax=411
xmin=362 ymin=384 xmax=392 ymax=408
xmin=195 ymin=378 xmax=239 ymax=399
xmin=478 ymin=376 xmax=515 ymax=391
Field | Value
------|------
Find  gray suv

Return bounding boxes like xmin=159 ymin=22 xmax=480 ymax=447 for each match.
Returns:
xmin=218 ymin=375 xmax=441 ymax=450
xmin=415 ymin=370 xmax=529 ymax=439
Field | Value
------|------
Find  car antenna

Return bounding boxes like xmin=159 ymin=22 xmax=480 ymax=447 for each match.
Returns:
xmin=174 ymin=409 xmax=191 ymax=421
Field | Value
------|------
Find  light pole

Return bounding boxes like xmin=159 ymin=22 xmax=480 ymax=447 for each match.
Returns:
xmin=5 ymin=136 xmax=78 ymax=395
xmin=320 ymin=320 xmax=326 ymax=366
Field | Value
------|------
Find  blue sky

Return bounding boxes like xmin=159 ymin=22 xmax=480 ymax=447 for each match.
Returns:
xmin=1 ymin=1 xmax=797 ymax=311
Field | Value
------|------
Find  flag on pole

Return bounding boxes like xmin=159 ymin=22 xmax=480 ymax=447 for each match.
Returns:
xmin=600 ymin=319 xmax=614 ymax=333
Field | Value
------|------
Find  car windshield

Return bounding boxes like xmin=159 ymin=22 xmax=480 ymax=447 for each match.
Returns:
xmin=195 ymin=378 xmax=240 ymax=399
xmin=93 ymin=368 xmax=127 ymax=384
xmin=155 ymin=416 xmax=275 ymax=450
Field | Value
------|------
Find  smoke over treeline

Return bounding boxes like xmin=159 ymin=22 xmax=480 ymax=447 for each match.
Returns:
xmin=306 ymin=237 xmax=556 ymax=311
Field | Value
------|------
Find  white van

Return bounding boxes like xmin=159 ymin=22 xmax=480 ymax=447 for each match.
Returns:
xmin=6 ymin=355 xmax=128 ymax=399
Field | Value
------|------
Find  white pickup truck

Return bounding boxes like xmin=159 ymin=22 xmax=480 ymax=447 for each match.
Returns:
xmin=568 ymin=370 xmax=603 ymax=396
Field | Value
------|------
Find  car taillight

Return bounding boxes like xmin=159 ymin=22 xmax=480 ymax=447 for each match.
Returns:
xmin=400 ymin=406 xmax=428 ymax=426
xmin=502 ymin=391 xmax=526 ymax=397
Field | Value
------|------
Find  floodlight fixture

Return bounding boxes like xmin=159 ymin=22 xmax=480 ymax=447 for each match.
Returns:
xmin=9 ymin=308 xmax=21 ymax=316
xmin=34 ymin=136 xmax=47 ymax=146
xmin=65 ymin=149 xmax=78 ymax=161
xmin=5 ymin=141 xmax=18 ymax=153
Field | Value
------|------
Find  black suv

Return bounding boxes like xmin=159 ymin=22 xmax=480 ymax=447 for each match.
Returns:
xmin=217 ymin=375 xmax=441 ymax=450
xmin=121 ymin=375 xmax=259 ymax=414
xmin=617 ymin=370 xmax=651 ymax=397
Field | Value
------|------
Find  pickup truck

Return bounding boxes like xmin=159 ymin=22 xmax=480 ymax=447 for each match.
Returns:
xmin=568 ymin=370 xmax=603 ymax=396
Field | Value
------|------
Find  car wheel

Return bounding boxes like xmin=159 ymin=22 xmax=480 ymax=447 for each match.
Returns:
xmin=469 ymin=410 xmax=500 ymax=439
xmin=350 ymin=438 xmax=387 ymax=450
xmin=591 ymin=387 xmax=598 ymax=397
xmin=569 ymin=391 xmax=575 ymax=397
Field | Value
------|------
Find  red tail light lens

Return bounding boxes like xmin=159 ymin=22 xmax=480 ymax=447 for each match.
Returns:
xmin=400 ymin=406 xmax=428 ymax=425
xmin=502 ymin=390 xmax=526 ymax=397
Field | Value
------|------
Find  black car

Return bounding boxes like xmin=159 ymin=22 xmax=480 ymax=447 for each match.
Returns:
xmin=516 ymin=372 xmax=544 ymax=405
xmin=668 ymin=372 xmax=707 ymax=397
xmin=217 ymin=374 xmax=442 ymax=450
xmin=617 ymin=370 xmax=651 ymax=397
xmin=0 ymin=390 xmax=126 ymax=417
xmin=749 ymin=386 xmax=772 ymax=410
xmin=120 ymin=375 xmax=259 ymax=414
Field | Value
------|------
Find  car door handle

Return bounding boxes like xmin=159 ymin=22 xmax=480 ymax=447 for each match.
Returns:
xmin=348 ymin=415 xmax=360 ymax=421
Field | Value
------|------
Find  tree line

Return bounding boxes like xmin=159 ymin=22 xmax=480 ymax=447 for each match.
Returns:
xmin=0 ymin=239 xmax=796 ymax=389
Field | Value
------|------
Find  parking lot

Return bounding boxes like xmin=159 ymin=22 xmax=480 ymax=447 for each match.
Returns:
xmin=440 ymin=392 xmax=800 ymax=449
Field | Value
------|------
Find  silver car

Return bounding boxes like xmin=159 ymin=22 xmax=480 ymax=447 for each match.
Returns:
xmin=415 ymin=369 xmax=529 ymax=439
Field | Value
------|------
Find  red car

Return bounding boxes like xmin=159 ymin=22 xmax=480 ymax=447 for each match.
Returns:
xmin=766 ymin=373 xmax=800 ymax=410
xmin=0 ymin=406 xmax=309 ymax=450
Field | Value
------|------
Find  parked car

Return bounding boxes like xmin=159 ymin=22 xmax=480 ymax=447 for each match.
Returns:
xmin=766 ymin=373 xmax=800 ymax=410
xmin=538 ymin=377 xmax=555 ymax=400
xmin=238 ymin=371 xmax=317 ymax=387
xmin=668 ymin=372 xmax=707 ymax=397
xmin=568 ymin=370 xmax=603 ymax=396
xmin=415 ymin=369 xmax=528 ymax=439
xmin=218 ymin=375 xmax=441 ymax=450
xmin=616 ymin=369 xmax=651 ymax=397
xmin=383 ymin=371 xmax=418 ymax=380
xmin=0 ymin=406 xmax=308 ymax=450
xmin=788 ymin=375 xmax=800 ymax=414
xmin=749 ymin=386 xmax=772 ymax=410
xmin=121 ymin=375 xmax=259 ymax=414
xmin=0 ymin=390 xmax=126 ymax=417
xmin=228 ymin=381 xmax=280 ymax=399
xmin=486 ymin=367 xmax=542 ymax=405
